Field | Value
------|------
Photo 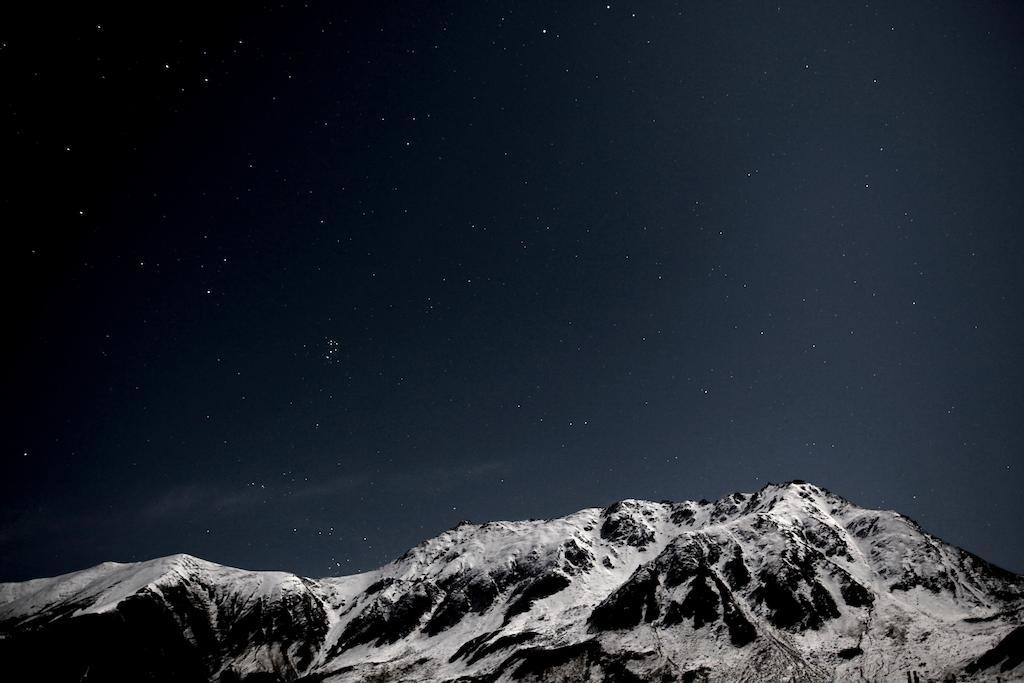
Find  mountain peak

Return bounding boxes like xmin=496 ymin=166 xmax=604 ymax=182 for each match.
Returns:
xmin=2 ymin=484 xmax=1022 ymax=683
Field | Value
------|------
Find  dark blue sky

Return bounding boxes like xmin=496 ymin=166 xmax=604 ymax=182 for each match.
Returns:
xmin=3 ymin=1 xmax=1023 ymax=581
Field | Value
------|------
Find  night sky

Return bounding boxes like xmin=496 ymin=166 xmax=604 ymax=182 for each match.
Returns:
xmin=3 ymin=2 xmax=1023 ymax=582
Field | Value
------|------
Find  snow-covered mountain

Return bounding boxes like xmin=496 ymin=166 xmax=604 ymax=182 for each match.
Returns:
xmin=1 ymin=481 xmax=1022 ymax=682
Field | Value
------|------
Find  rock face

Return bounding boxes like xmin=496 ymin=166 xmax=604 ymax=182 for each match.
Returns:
xmin=1 ymin=481 xmax=1022 ymax=682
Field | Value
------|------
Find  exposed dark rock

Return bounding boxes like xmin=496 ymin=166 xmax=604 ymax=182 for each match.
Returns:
xmin=964 ymin=625 xmax=1024 ymax=674
xmin=890 ymin=570 xmax=956 ymax=594
xmin=331 ymin=581 xmax=439 ymax=654
xmin=682 ymin=666 xmax=711 ymax=683
xmin=958 ymin=549 xmax=1024 ymax=601
xmin=846 ymin=515 xmax=881 ymax=539
xmin=677 ymin=572 xmax=719 ymax=628
xmin=658 ymin=542 xmax=703 ymax=588
xmin=498 ymin=640 xmax=651 ymax=682
xmin=809 ymin=581 xmax=840 ymax=622
xmin=722 ymin=547 xmax=750 ymax=590
xmin=721 ymin=598 xmax=757 ymax=646
xmin=751 ymin=569 xmax=836 ymax=631
xmin=0 ymin=595 xmax=95 ymax=631
xmin=655 ymin=536 xmax=720 ymax=588
xmin=599 ymin=660 xmax=649 ymax=683
xmin=709 ymin=497 xmax=743 ymax=524
xmin=670 ymin=506 xmax=695 ymax=525
xmin=466 ymin=631 xmax=539 ymax=665
xmin=222 ymin=585 xmax=328 ymax=671
xmin=364 ymin=577 xmax=396 ymax=595
xmin=802 ymin=521 xmax=854 ymax=561
xmin=562 ymin=539 xmax=595 ymax=575
xmin=839 ymin=575 xmax=874 ymax=608
xmin=505 ymin=640 xmax=603 ymax=680
xmin=600 ymin=502 xmax=656 ymax=548
xmin=424 ymin=574 xmax=500 ymax=635
xmin=490 ymin=555 xmax=541 ymax=590
xmin=423 ymin=593 xmax=471 ymax=636
xmin=709 ymin=573 xmax=756 ymax=647
xmin=505 ymin=572 xmax=571 ymax=622
xmin=662 ymin=600 xmax=685 ymax=626
xmin=427 ymin=552 xmax=563 ymax=636
xmin=449 ymin=630 xmax=499 ymax=663
xmin=838 ymin=646 xmax=863 ymax=659
xmin=964 ymin=610 xmax=1012 ymax=624
xmin=589 ymin=567 xmax=660 ymax=631
xmin=752 ymin=571 xmax=806 ymax=629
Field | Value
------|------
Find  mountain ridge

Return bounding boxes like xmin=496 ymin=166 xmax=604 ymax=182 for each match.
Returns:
xmin=2 ymin=481 xmax=1022 ymax=682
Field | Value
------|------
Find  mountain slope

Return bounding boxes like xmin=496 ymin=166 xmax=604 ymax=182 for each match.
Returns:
xmin=1 ymin=481 xmax=1021 ymax=682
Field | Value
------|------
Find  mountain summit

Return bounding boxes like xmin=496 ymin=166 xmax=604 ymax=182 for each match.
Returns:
xmin=2 ymin=481 xmax=1022 ymax=682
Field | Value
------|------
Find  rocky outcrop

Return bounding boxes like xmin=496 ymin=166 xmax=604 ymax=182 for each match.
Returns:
xmin=2 ymin=482 xmax=1022 ymax=682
